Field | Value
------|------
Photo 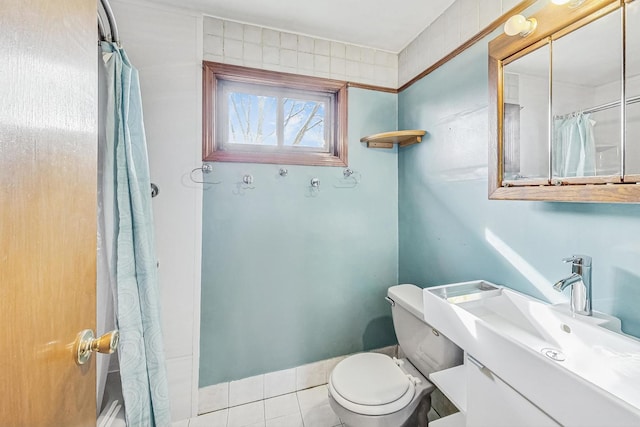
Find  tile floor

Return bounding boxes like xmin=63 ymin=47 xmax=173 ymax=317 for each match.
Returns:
xmin=176 ymin=384 xmax=343 ymax=427
xmin=176 ymin=385 xmax=443 ymax=427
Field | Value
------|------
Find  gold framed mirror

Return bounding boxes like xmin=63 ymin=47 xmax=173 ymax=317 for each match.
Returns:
xmin=489 ymin=0 xmax=640 ymax=202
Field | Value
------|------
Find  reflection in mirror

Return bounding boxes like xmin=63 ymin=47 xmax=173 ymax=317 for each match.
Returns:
xmin=551 ymin=9 xmax=622 ymax=180
xmin=503 ymin=44 xmax=550 ymax=182
xmin=626 ymin=1 xmax=640 ymax=178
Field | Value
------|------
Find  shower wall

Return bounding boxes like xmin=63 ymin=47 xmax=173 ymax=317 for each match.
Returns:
xmin=113 ymin=0 xmax=400 ymax=412
xmin=111 ymin=0 xmax=204 ymax=420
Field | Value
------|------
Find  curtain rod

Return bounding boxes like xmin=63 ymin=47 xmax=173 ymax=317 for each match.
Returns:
xmin=99 ymin=0 xmax=120 ymax=44
xmin=554 ymin=95 xmax=640 ymax=119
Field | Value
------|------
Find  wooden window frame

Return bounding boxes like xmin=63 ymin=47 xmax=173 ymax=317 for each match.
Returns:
xmin=203 ymin=61 xmax=348 ymax=167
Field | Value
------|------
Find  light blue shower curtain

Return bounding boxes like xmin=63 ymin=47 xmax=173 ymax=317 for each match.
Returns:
xmin=101 ymin=41 xmax=171 ymax=427
xmin=553 ymin=113 xmax=597 ymax=177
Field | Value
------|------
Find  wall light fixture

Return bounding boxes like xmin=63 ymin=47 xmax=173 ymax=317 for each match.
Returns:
xmin=504 ymin=14 xmax=538 ymax=37
xmin=551 ymin=0 xmax=586 ymax=8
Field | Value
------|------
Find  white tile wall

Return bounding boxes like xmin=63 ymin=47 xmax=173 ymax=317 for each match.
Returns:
xmin=229 ymin=375 xmax=265 ymax=407
xmin=264 ymin=368 xmax=296 ymax=399
xmin=398 ymin=0 xmax=527 ymax=86
xmin=503 ymin=0 xmax=522 ymax=11
xmin=202 ymin=17 xmax=398 ymax=88
xmin=198 ymin=346 xmax=398 ymax=415
xmin=199 ymin=382 xmax=229 ymax=414
xmin=479 ymin=0 xmax=502 ymax=29
xmin=459 ymin=0 xmax=480 ymax=43
xmin=204 ymin=1 xmax=517 ymax=90
xmin=295 ymin=361 xmax=327 ymax=391
xmin=110 ymin=1 xmax=204 ymax=422
xmin=166 ymin=357 xmax=194 ymax=418
xmin=264 ymin=394 xmax=299 ymax=420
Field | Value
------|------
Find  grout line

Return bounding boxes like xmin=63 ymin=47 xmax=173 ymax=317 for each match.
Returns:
xmin=295 ymin=388 xmax=305 ymax=427
xmin=262 ymin=377 xmax=266 ymax=425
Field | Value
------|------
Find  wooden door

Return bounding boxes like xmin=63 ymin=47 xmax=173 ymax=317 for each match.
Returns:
xmin=0 ymin=0 xmax=98 ymax=426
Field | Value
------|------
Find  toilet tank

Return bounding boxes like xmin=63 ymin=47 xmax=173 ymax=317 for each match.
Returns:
xmin=388 ymin=284 xmax=463 ymax=377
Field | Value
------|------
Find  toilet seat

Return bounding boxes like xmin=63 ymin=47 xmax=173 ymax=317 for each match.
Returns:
xmin=329 ymin=353 xmax=416 ymax=416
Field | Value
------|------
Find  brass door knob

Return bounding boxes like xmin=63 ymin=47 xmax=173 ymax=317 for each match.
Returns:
xmin=74 ymin=329 xmax=119 ymax=365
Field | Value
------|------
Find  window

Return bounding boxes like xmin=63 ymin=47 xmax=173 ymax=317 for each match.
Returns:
xmin=203 ymin=62 xmax=348 ymax=166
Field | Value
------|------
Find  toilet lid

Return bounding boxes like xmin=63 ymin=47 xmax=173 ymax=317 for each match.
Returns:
xmin=330 ymin=353 xmax=412 ymax=406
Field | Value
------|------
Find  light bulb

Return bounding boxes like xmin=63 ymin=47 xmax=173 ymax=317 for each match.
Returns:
xmin=552 ymin=0 xmax=586 ymax=7
xmin=504 ymin=15 xmax=537 ymax=37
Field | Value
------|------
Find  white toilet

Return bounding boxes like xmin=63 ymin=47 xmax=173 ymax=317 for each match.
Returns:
xmin=328 ymin=284 xmax=463 ymax=427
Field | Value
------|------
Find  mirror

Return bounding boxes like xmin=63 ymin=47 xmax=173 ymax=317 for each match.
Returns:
xmin=627 ymin=0 xmax=640 ymax=178
xmin=503 ymin=44 xmax=550 ymax=182
xmin=489 ymin=0 xmax=640 ymax=202
xmin=552 ymin=9 xmax=622 ymax=180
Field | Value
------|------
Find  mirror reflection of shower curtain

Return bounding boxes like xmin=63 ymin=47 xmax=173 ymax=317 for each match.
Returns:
xmin=100 ymin=41 xmax=171 ymax=427
xmin=553 ymin=113 xmax=597 ymax=177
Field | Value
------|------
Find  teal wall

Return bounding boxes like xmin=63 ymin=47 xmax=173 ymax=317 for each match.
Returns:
xmin=398 ymin=36 xmax=640 ymax=339
xmin=200 ymin=88 xmax=399 ymax=386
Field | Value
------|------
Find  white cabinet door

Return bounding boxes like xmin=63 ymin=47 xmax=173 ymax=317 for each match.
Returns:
xmin=466 ymin=356 xmax=560 ymax=427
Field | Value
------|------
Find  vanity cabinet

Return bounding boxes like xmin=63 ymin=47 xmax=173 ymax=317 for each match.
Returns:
xmin=429 ymin=354 xmax=561 ymax=427
xmin=465 ymin=355 xmax=559 ymax=427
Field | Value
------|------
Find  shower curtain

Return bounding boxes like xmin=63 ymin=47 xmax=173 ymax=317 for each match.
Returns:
xmin=553 ymin=113 xmax=597 ymax=177
xmin=99 ymin=41 xmax=171 ymax=427
xmin=97 ymin=41 xmax=115 ymax=415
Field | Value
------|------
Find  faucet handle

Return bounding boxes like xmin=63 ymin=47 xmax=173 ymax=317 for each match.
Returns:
xmin=562 ymin=255 xmax=592 ymax=267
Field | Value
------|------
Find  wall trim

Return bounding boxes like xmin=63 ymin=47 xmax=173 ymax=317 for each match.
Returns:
xmin=348 ymin=81 xmax=398 ymax=94
xmin=397 ymin=0 xmax=537 ymax=93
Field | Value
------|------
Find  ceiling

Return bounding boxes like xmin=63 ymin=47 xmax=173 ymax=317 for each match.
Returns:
xmin=144 ymin=0 xmax=455 ymax=53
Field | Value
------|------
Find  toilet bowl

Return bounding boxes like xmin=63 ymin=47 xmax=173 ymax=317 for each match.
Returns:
xmin=328 ymin=284 xmax=463 ymax=427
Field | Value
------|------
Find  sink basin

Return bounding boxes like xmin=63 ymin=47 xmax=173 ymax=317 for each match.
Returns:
xmin=423 ymin=280 xmax=640 ymax=426
xmin=452 ymin=287 xmax=551 ymax=342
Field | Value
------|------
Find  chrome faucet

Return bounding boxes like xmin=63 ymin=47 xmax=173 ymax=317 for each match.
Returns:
xmin=553 ymin=255 xmax=592 ymax=316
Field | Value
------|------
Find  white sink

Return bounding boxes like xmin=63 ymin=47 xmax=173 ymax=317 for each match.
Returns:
xmin=423 ymin=281 xmax=640 ymax=426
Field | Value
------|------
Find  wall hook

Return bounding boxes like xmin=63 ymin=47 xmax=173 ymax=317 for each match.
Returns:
xmin=306 ymin=177 xmax=321 ymax=198
xmin=190 ymin=163 xmax=220 ymax=184
xmin=243 ymin=174 xmax=254 ymax=186
xmin=334 ymin=168 xmax=361 ymax=188
xmin=233 ymin=174 xmax=255 ymax=195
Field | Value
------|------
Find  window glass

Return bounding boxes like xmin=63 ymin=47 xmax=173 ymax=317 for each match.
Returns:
xmin=282 ymin=98 xmax=327 ymax=149
xmin=203 ymin=62 xmax=347 ymax=166
xmin=227 ymin=91 xmax=278 ymax=146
